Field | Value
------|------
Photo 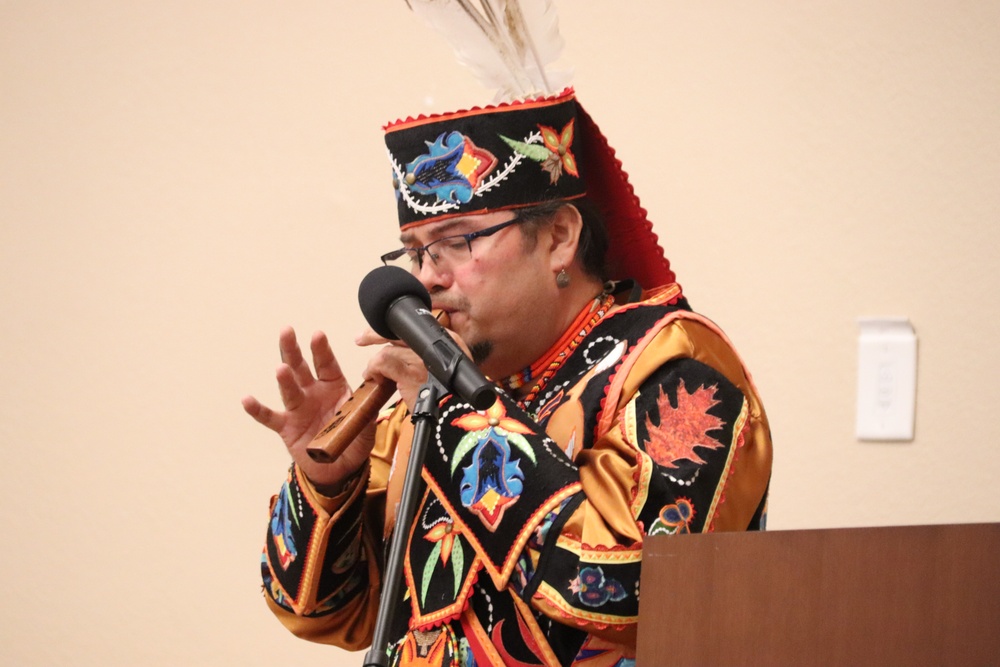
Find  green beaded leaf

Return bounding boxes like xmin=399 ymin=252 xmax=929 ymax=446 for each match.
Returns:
xmin=421 ymin=541 xmax=442 ymax=606
xmin=499 ymin=135 xmax=551 ymax=163
xmin=506 ymin=432 xmax=537 ymax=465
xmin=450 ymin=538 xmax=464 ymax=599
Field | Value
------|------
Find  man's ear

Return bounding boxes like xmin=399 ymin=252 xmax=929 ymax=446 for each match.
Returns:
xmin=548 ymin=204 xmax=584 ymax=270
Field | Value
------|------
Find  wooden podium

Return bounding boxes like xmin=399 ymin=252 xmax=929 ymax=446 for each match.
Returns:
xmin=636 ymin=523 xmax=1000 ymax=666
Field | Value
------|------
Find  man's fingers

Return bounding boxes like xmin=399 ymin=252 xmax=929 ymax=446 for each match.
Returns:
xmin=241 ymin=395 xmax=285 ymax=433
xmin=355 ymin=326 xmax=393 ymax=347
xmin=366 ymin=347 xmax=425 ymax=384
xmin=311 ymin=331 xmax=346 ymax=383
xmin=279 ymin=327 xmax=315 ymax=386
xmin=276 ymin=364 xmax=306 ymax=410
xmin=277 ymin=327 xmax=301 ymax=364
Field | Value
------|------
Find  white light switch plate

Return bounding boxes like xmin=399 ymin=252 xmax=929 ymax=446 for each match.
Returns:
xmin=856 ymin=318 xmax=917 ymax=441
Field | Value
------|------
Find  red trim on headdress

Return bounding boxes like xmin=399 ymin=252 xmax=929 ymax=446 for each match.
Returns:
xmin=575 ymin=102 xmax=675 ymax=290
xmin=384 ymin=89 xmax=577 ymax=132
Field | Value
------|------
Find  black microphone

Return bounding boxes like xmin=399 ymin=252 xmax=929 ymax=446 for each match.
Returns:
xmin=358 ymin=266 xmax=496 ymax=410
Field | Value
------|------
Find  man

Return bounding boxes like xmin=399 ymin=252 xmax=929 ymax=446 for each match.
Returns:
xmin=244 ymin=90 xmax=772 ymax=666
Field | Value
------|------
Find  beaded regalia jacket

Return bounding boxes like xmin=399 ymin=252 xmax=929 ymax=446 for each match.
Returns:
xmin=261 ymin=284 xmax=772 ymax=667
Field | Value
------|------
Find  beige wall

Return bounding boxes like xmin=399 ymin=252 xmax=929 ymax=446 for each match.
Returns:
xmin=2 ymin=1 xmax=998 ymax=664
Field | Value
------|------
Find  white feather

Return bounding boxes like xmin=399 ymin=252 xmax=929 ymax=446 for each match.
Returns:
xmin=405 ymin=0 xmax=570 ymax=101
xmin=501 ymin=0 xmax=571 ymax=94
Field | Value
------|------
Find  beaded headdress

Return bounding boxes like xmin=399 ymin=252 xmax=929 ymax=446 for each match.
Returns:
xmin=385 ymin=1 xmax=675 ymax=290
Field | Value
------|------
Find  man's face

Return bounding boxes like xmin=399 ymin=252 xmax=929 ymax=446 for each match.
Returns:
xmin=399 ymin=210 xmax=556 ymax=379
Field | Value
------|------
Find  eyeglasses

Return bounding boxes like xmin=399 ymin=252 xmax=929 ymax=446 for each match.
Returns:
xmin=380 ymin=216 xmax=523 ymax=272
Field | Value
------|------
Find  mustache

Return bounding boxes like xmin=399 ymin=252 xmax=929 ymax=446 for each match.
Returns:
xmin=431 ymin=295 xmax=471 ymax=312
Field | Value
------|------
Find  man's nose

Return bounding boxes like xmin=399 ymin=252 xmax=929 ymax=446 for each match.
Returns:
xmin=416 ymin=256 xmax=452 ymax=292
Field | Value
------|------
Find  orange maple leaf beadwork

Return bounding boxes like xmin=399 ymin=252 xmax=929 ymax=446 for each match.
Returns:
xmin=642 ymin=379 xmax=725 ymax=469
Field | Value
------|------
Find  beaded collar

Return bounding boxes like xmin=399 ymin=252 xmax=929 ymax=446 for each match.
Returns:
xmin=500 ymin=291 xmax=617 ymax=403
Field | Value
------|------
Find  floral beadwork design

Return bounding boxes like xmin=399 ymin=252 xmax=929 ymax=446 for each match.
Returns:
xmin=500 ymin=119 xmax=579 ymax=184
xmin=404 ymin=131 xmax=498 ymax=205
xmin=416 ymin=501 xmax=468 ymax=608
xmin=648 ymin=498 xmax=695 ymax=536
xmin=451 ymin=400 xmax=537 ymax=531
xmin=569 ymin=566 xmax=628 ymax=608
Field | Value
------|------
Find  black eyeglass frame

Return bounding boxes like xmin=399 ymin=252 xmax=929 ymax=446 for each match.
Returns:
xmin=379 ymin=215 xmax=524 ymax=270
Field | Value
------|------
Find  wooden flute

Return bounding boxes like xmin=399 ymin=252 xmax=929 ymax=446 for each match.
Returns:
xmin=304 ymin=310 xmax=450 ymax=463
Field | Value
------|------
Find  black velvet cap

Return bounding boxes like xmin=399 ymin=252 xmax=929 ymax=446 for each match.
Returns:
xmin=383 ymin=89 xmax=676 ymax=290
xmin=385 ymin=90 xmax=586 ymax=230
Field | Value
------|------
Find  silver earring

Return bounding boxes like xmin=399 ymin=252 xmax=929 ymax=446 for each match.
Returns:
xmin=556 ymin=268 xmax=570 ymax=288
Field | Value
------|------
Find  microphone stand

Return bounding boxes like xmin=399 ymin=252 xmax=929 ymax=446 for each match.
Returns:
xmin=363 ymin=375 xmax=444 ymax=667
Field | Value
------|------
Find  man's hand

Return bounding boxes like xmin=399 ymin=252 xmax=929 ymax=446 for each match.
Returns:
xmin=355 ymin=328 xmax=430 ymax=413
xmin=355 ymin=316 xmax=475 ymax=410
xmin=242 ymin=327 xmax=374 ymax=490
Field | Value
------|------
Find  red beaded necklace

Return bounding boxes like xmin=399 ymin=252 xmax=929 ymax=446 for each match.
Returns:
xmin=501 ymin=292 xmax=617 ymax=403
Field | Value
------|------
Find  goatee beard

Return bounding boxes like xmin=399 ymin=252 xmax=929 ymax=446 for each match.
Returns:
xmin=469 ymin=340 xmax=493 ymax=366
